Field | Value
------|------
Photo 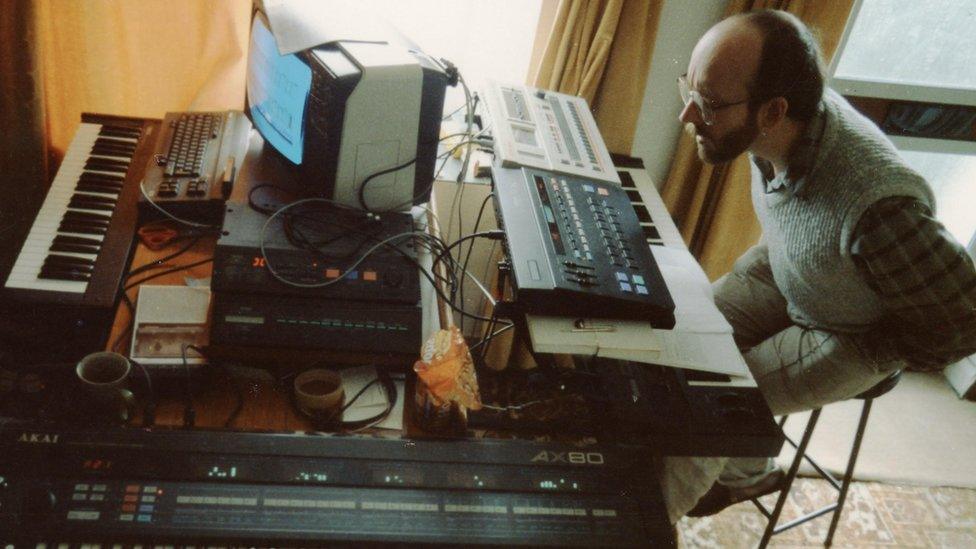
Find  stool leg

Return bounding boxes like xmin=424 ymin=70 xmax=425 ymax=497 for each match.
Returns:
xmin=824 ymin=398 xmax=873 ymax=546
xmin=759 ymin=408 xmax=822 ymax=549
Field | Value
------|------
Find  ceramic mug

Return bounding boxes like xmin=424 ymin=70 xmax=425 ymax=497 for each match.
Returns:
xmin=76 ymin=351 xmax=136 ymax=422
xmin=294 ymin=369 xmax=345 ymax=425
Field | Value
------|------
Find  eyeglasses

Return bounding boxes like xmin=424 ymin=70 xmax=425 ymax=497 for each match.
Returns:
xmin=677 ymin=75 xmax=751 ymax=126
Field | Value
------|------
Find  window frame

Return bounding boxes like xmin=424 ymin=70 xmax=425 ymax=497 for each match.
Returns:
xmin=827 ymin=0 xmax=976 ymax=155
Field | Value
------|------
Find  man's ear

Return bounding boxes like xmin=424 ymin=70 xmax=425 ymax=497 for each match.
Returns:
xmin=761 ymin=96 xmax=789 ymax=130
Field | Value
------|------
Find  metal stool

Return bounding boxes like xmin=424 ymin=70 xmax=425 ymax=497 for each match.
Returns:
xmin=753 ymin=370 xmax=902 ymax=548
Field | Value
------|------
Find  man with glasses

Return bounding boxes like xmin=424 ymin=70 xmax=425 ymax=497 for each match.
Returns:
xmin=660 ymin=10 xmax=976 ymax=522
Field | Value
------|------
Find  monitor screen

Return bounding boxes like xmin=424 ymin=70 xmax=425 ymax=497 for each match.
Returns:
xmin=246 ymin=14 xmax=312 ymax=165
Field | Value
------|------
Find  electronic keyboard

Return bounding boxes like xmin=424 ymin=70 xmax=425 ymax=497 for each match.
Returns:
xmin=491 ymin=161 xmax=676 ymax=327
xmin=0 ymin=113 xmax=160 ymax=365
xmin=0 ymin=420 xmax=673 ymax=547
xmin=612 ymin=161 xmax=686 ymax=251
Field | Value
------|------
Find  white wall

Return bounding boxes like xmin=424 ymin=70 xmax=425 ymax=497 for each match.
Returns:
xmin=630 ymin=0 xmax=729 ymax=188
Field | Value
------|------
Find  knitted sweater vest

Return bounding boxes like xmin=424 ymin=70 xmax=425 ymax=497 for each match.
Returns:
xmin=751 ymin=90 xmax=934 ymax=332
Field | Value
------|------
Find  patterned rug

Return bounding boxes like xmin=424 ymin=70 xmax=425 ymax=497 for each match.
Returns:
xmin=677 ymin=479 xmax=976 ymax=548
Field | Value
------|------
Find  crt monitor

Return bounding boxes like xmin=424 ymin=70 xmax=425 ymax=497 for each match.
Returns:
xmin=244 ymin=8 xmax=451 ymax=211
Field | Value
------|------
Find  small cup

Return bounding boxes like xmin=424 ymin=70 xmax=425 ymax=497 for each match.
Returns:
xmin=294 ymin=369 xmax=345 ymax=424
xmin=76 ymin=351 xmax=136 ymax=422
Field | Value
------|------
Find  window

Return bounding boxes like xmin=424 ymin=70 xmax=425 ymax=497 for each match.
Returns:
xmin=356 ymin=0 xmax=544 ymax=111
xmin=830 ymin=0 xmax=976 ymax=249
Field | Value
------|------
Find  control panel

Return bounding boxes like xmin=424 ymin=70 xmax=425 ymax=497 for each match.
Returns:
xmin=0 ymin=423 xmax=672 ymax=546
xmin=483 ymin=81 xmax=620 ymax=185
xmin=212 ymin=204 xmax=420 ymax=304
xmin=492 ymin=163 xmax=675 ymax=327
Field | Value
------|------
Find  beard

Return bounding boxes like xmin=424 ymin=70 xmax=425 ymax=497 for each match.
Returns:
xmin=687 ymin=112 xmax=760 ymax=164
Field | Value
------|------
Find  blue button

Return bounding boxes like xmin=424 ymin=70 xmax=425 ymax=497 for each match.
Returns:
xmin=632 ymin=274 xmax=645 ymax=285
xmin=619 ymin=282 xmax=633 ymax=292
xmin=137 ymin=514 xmax=152 ymax=522
xmin=585 ymin=252 xmax=594 ymax=261
xmin=139 ymin=504 xmax=154 ymax=513
xmin=347 ymin=270 xmax=359 ymax=280
xmin=635 ymin=284 xmax=648 ymax=295
xmin=583 ymin=184 xmax=595 ymax=193
xmin=615 ymin=272 xmax=628 ymax=282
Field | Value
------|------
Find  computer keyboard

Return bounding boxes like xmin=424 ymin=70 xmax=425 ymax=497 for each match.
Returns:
xmin=138 ymin=110 xmax=251 ymax=225
xmin=166 ymin=112 xmax=221 ymax=177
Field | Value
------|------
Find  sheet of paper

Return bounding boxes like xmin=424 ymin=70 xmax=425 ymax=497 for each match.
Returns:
xmin=260 ymin=0 xmax=420 ymax=55
xmin=526 ymin=315 xmax=661 ymax=355
xmin=651 ymin=247 xmax=732 ymax=334
xmin=528 ymin=315 xmax=750 ymax=379
xmin=525 ymin=234 xmax=751 ymax=378
xmin=340 ymin=365 xmax=404 ymax=431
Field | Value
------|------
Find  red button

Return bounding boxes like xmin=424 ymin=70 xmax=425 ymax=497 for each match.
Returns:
xmin=363 ymin=271 xmax=377 ymax=282
xmin=125 ymin=485 xmax=140 ymax=493
xmin=122 ymin=503 xmax=137 ymax=512
xmin=124 ymin=495 xmax=138 ymax=503
xmin=325 ymin=268 xmax=341 ymax=279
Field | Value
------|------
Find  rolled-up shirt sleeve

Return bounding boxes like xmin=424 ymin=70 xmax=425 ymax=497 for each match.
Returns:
xmin=851 ymin=196 xmax=976 ymax=371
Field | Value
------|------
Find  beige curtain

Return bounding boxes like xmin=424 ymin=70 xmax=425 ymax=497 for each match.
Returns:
xmin=533 ymin=0 xmax=663 ymax=155
xmin=35 ymin=0 xmax=251 ymax=160
xmin=1 ymin=1 xmax=48 ymax=212
xmin=661 ymin=0 xmax=855 ymax=279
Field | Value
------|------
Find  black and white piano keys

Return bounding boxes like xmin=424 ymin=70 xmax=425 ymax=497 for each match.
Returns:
xmin=4 ymin=122 xmax=140 ymax=293
xmin=615 ymin=166 xmax=685 ymax=251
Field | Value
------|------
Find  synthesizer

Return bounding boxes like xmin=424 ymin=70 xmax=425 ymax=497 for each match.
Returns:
xmin=0 ymin=420 xmax=673 ymax=546
xmin=209 ymin=291 xmax=423 ymax=358
xmin=483 ymin=81 xmax=619 ymax=185
xmin=613 ymin=159 xmax=687 ymax=251
xmin=212 ymin=203 xmax=420 ymax=303
xmin=0 ymin=114 xmax=159 ymax=365
xmin=492 ymin=161 xmax=676 ymax=327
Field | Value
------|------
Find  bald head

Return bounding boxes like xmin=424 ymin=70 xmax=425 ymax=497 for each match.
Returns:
xmin=687 ymin=16 xmax=763 ymax=106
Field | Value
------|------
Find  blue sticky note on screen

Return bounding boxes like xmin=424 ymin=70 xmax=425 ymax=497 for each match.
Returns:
xmin=246 ymin=17 xmax=312 ymax=165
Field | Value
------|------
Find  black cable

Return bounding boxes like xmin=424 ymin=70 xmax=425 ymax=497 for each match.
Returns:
xmin=458 ymin=193 xmax=493 ymax=332
xmin=379 ymin=139 xmax=481 ymax=214
xmin=267 ymin=203 xmax=491 ymax=322
xmin=357 ymin=157 xmax=418 ymax=212
xmin=280 ymin=207 xmax=381 ymax=260
xmin=127 ymin=358 xmax=156 ymax=427
xmin=111 ymin=236 xmax=209 ymax=353
xmin=301 ymin=366 xmax=397 ymax=432
xmin=471 ymin=323 xmax=515 ymax=353
xmin=111 ymin=291 xmax=138 ymax=354
xmin=171 ymin=344 xmax=244 ymax=429
xmin=434 ymin=230 xmax=504 ymax=280
xmin=180 ymin=344 xmax=196 ymax=428
xmin=126 ymin=234 xmax=209 ymax=280
xmin=247 ymin=183 xmax=297 ymax=215
xmin=429 ymin=231 xmax=507 ymax=323
xmin=222 ymin=369 xmax=245 ymax=428
xmin=124 ymin=257 xmax=213 ymax=290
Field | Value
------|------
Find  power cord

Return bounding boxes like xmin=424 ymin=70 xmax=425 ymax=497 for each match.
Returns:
xmin=298 ymin=366 xmax=398 ymax=432
xmin=357 ymin=157 xmax=418 ymax=212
